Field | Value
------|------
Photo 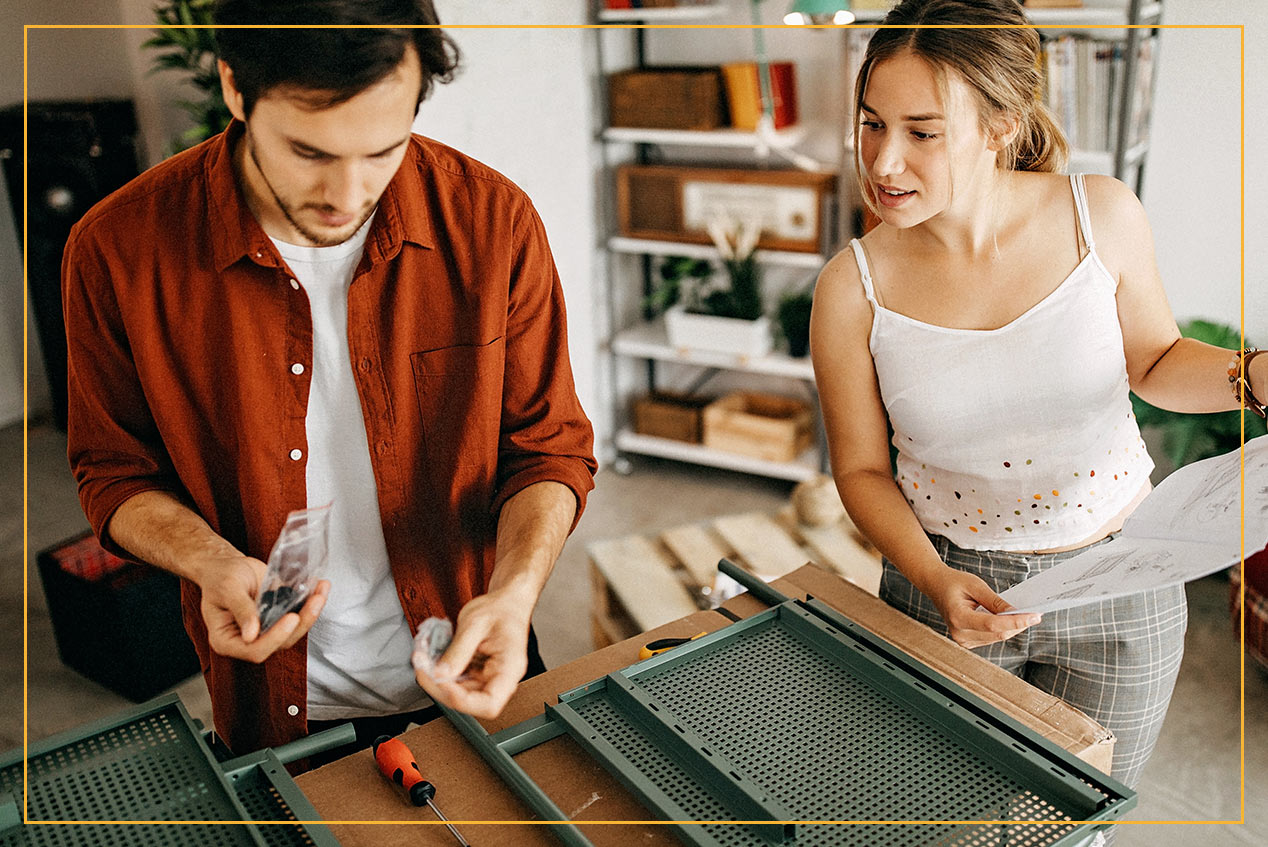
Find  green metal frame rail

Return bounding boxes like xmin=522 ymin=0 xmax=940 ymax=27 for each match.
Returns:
xmin=0 ymin=693 xmax=353 ymax=847
xmin=443 ymin=558 xmax=1136 ymax=847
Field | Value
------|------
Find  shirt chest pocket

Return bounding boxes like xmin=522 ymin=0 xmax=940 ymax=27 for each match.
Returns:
xmin=410 ymin=337 xmax=505 ymax=473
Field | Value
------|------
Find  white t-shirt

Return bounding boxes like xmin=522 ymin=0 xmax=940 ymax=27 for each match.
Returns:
xmin=271 ymin=216 xmax=431 ymax=720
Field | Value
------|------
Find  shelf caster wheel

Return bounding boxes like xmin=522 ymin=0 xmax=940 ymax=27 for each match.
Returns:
xmin=612 ymin=456 xmax=634 ymax=476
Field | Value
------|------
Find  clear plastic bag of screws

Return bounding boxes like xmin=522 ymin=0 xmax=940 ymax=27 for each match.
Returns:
xmin=412 ymin=617 xmax=474 ymax=683
xmin=256 ymin=503 xmax=331 ymax=631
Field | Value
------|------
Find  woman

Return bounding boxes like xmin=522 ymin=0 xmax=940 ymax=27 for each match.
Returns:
xmin=811 ymin=0 xmax=1266 ymax=808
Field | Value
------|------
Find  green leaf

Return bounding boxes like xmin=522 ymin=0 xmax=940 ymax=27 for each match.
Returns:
xmin=157 ymin=26 xmax=194 ymax=50
xmin=154 ymin=52 xmax=193 ymax=70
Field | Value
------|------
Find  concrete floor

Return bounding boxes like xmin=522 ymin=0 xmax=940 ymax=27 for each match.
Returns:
xmin=3 ymin=420 xmax=1264 ymax=844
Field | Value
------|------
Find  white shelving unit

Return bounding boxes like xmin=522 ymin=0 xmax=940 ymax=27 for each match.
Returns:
xmin=594 ymin=0 xmax=833 ymax=480
xmin=612 ymin=317 xmax=815 ymax=381
xmin=607 ymin=236 xmax=827 ymax=269
xmin=614 ymin=430 xmax=821 ymax=482
xmin=601 ymin=124 xmax=808 ymax=149
xmin=597 ymin=3 xmax=728 ymax=23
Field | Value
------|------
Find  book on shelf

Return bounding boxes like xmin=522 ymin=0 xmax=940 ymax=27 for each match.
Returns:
xmin=603 ymin=0 xmax=716 ymax=8
xmin=1041 ymin=33 xmax=1155 ymax=155
xmin=721 ymin=62 xmax=798 ymax=130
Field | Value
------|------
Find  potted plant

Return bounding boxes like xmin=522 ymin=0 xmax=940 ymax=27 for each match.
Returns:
xmin=662 ymin=213 xmax=773 ymax=358
xmin=143 ymin=0 xmax=232 ymax=155
xmin=777 ymin=285 xmax=814 ymax=358
xmin=1131 ymin=319 xmax=1267 ymax=469
xmin=643 ymin=255 xmax=712 ymax=316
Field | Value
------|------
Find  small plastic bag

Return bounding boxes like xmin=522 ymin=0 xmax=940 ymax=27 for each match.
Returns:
xmin=256 ymin=503 xmax=331 ymax=632
xmin=411 ymin=617 xmax=462 ymax=683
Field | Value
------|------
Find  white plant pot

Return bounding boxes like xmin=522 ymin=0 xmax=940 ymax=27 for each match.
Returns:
xmin=664 ymin=304 xmax=773 ymax=358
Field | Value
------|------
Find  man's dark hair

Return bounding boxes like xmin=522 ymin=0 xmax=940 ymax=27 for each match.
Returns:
xmin=214 ymin=0 xmax=460 ymax=116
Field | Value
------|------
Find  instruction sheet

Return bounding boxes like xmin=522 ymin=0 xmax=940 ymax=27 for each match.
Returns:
xmin=998 ymin=435 xmax=1268 ymax=614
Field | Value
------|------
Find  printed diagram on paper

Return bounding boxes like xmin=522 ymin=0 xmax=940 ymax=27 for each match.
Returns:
xmin=999 ymin=436 xmax=1268 ymax=614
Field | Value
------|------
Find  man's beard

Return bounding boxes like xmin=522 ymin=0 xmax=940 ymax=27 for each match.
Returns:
xmin=247 ymin=133 xmax=375 ymax=247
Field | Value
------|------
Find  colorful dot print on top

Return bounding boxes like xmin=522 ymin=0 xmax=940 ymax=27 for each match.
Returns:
xmin=854 ymin=174 xmax=1155 ymax=551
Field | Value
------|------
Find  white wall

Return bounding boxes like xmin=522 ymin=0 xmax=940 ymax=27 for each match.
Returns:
xmin=1142 ymin=0 xmax=1265 ymax=343
xmin=424 ymin=1 xmax=601 ymax=436
xmin=0 ymin=0 xmax=1263 ymax=433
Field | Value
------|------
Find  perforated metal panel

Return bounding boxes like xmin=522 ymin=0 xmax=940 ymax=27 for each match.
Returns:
xmin=0 ymin=696 xmax=339 ymax=847
xmin=230 ymin=769 xmax=317 ymax=847
xmin=553 ymin=602 xmax=1132 ymax=847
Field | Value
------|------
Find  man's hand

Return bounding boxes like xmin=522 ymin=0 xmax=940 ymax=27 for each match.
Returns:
xmin=104 ymin=491 xmax=330 ymax=663
xmin=413 ymin=588 xmax=532 ymax=719
xmin=926 ymin=568 xmax=1041 ymax=649
xmin=196 ymin=553 xmax=330 ymax=663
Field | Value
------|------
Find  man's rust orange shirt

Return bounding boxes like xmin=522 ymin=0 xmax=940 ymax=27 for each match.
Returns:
xmin=62 ymin=121 xmax=597 ymax=754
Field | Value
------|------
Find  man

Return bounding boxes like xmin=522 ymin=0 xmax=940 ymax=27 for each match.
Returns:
xmin=62 ymin=0 xmax=596 ymax=758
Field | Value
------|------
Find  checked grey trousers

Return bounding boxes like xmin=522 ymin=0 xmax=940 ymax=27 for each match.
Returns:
xmin=880 ymin=533 xmax=1188 ymax=793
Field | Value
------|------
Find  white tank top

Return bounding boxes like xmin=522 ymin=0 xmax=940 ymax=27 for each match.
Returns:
xmin=853 ymin=174 xmax=1153 ymax=551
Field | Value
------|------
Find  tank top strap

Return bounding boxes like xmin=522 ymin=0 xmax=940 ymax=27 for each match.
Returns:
xmin=848 ymin=238 xmax=879 ymax=307
xmin=1070 ymin=173 xmax=1096 ymax=253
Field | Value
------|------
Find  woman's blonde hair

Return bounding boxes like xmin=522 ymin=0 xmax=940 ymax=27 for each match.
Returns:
xmin=853 ymin=0 xmax=1069 ymax=209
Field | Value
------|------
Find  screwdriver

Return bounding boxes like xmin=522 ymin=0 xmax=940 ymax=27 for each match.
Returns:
xmin=373 ymin=735 xmax=472 ymax=847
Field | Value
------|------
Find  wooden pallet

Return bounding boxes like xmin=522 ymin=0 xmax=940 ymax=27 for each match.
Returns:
xmin=587 ymin=510 xmax=882 ymax=646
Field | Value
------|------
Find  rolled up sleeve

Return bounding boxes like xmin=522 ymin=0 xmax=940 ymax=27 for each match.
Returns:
xmin=62 ymin=223 xmax=185 ymax=557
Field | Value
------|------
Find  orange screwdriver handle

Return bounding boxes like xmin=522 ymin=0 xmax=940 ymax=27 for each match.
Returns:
xmin=373 ymin=735 xmax=436 ymax=806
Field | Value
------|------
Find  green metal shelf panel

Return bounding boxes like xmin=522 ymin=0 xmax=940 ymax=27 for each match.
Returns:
xmin=0 ymin=694 xmax=340 ymax=847
xmin=545 ymin=600 xmax=1134 ymax=847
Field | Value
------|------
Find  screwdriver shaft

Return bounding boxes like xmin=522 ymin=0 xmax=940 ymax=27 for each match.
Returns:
xmin=424 ymin=797 xmax=471 ymax=847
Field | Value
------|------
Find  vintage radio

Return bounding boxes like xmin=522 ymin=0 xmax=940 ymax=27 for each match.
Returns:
xmin=616 ymin=164 xmax=836 ymax=254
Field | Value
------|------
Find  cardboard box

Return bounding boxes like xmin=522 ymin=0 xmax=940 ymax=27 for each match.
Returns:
xmin=702 ymin=391 xmax=814 ymax=462
xmin=607 ymin=66 xmax=726 ymax=131
xmin=632 ymin=391 xmax=711 ymax=443
xmin=297 ymin=564 xmax=1114 ymax=846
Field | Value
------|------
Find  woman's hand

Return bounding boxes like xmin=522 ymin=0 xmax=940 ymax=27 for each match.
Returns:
xmin=925 ymin=568 xmax=1042 ymax=649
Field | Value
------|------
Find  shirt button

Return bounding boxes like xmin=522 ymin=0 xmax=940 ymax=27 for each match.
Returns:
xmin=256 ymin=251 xmax=263 ymax=258
xmin=289 ymin=448 xmax=303 ymax=461
xmin=290 ymin=279 xmax=300 ymax=290
xmin=376 ymin=441 xmax=389 ymax=455
xmin=359 ymin=358 xmax=372 ymax=373
xmin=287 ymin=705 xmax=299 ymax=717
xmin=290 ymin=363 xmax=305 ymax=375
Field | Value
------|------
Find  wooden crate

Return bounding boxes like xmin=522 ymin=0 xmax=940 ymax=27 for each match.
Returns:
xmin=702 ymin=391 xmax=813 ymax=462
xmin=633 ymin=392 xmax=712 ymax=443
xmin=607 ymin=67 xmax=726 ymax=131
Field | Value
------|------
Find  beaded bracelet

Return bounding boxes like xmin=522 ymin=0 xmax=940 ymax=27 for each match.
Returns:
xmin=1228 ymin=347 xmax=1267 ymax=419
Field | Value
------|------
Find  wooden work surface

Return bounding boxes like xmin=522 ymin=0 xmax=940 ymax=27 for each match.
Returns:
xmin=296 ymin=564 xmax=1113 ymax=846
